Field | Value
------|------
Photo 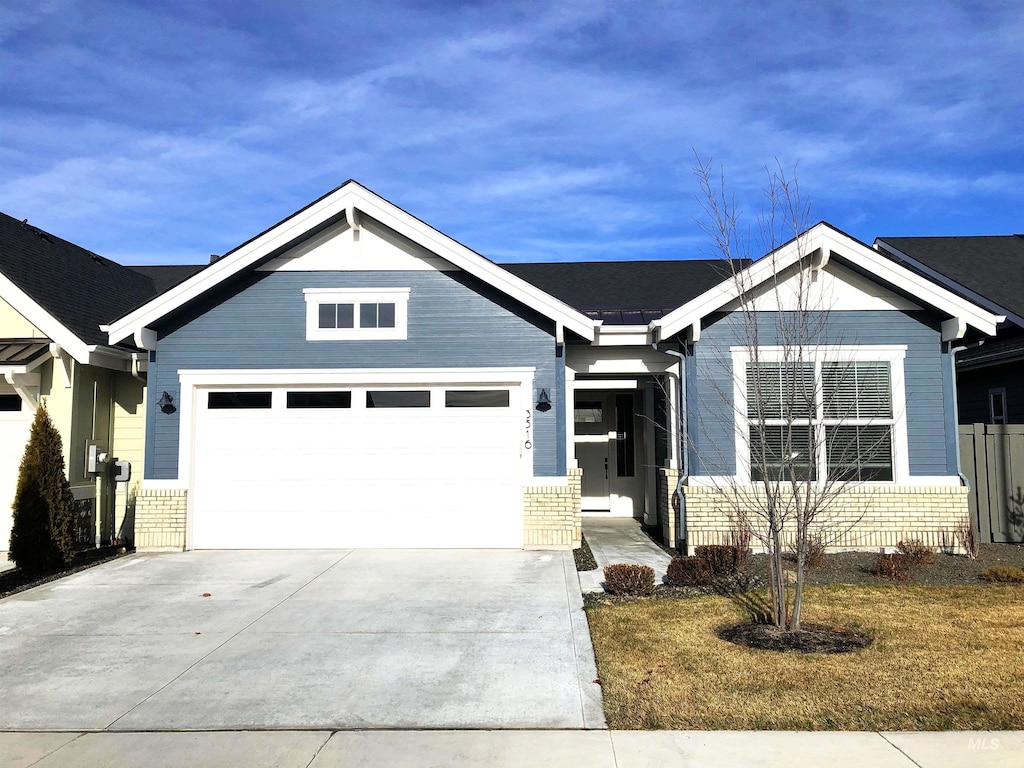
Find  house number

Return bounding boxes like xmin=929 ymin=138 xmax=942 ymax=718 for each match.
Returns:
xmin=524 ymin=409 xmax=532 ymax=450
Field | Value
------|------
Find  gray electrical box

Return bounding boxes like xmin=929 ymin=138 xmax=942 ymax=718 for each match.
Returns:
xmin=113 ymin=460 xmax=131 ymax=483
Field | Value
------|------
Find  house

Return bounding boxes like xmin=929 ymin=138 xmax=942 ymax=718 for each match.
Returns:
xmin=874 ymin=235 xmax=1024 ymax=425
xmin=0 ymin=213 xmax=158 ymax=553
xmin=104 ymin=182 xmax=1002 ymax=553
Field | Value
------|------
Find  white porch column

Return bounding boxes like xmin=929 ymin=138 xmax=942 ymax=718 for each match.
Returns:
xmin=564 ymin=365 xmax=577 ymax=469
xmin=666 ymin=362 xmax=681 ymax=470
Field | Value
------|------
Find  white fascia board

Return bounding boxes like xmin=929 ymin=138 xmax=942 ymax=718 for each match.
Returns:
xmin=653 ymin=224 xmax=1004 ymax=340
xmin=874 ymin=239 xmax=1024 ymax=328
xmin=176 ymin=367 xmax=537 ymax=386
xmin=106 ymin=181 xmax=596 ymax=345
xmin=0 ymin=271 xmax=92 ymax=363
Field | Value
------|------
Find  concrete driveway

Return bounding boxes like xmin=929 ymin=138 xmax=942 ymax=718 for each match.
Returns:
xmin=0 ymin=550 xmax=604 ymax=730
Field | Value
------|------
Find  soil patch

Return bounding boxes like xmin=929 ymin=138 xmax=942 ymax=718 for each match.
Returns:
xmin=574 ymin=533 xmax=597 ymax=571
xmin=717 ymin=621 xmax=873 ymax=654
xmin=1 ymin=546 xmax=129 ymax=599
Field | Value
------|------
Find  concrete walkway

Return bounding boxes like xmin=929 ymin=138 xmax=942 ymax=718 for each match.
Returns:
xmin=3 ymin=729 xmax=1020 ymax=767
xmin=579 ymin=517 xmax=672 ymax=592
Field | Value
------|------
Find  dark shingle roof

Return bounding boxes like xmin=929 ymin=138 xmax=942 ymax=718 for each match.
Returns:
xmin=127 ymin=264 xmax=207 ymax=294
xmin=500 ymin=259 xmax=743 ymax=323
xmin=0 ymin=213 xmax=160 ymax=346
xmin=876 ymin=236 xmax=1024 ymax=323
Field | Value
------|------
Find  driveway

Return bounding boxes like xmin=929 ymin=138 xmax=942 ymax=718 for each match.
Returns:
xmin=0 ymin=550 xmax=604 ymax=730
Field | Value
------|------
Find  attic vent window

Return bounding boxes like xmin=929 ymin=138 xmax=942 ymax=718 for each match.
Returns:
xmin=303 ymin=287 xmax=409 ymax=341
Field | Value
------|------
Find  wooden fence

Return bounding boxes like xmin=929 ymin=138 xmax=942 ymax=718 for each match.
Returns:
xmin=959 ymin=424 xmax=1024 ymax=543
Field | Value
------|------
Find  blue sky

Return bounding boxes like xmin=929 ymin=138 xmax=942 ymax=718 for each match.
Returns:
xmin=1 ymin=1 xmax=1021 ymax=265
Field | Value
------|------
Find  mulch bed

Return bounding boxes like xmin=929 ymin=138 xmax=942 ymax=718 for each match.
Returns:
xmin=717 ymin=621 xmax=873 ymax=654
xmin=574 ymin=533 xmax=598 ymax=571
xmin=0 ymin=546 xmax=130 ymax=600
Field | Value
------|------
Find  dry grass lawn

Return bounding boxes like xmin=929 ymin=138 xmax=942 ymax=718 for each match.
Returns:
xmin=586 ymin=584 xmax=1024 ymax=730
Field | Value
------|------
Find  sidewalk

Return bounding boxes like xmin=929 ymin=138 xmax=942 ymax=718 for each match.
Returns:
xmin=4 ymin=730 xmax=1021 ymax=767
xmin=579 ymin=517 xmax=672 ymax=592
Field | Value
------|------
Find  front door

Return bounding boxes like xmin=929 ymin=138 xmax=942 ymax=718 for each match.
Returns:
xmin=574 ymin=391 xmax=642 ymax=516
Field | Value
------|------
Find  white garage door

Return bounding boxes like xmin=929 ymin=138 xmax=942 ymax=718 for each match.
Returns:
xmin=0 ymin=390 xmax=33 ymax=552
xmin=190 ymin=383 xmax=525 ymax=549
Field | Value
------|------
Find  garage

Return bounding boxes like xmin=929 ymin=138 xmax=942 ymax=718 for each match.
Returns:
xmin=0 ymin=388 xmax=32 ymax=551
xmin=188 ymin=378 xmax=527 ymax=549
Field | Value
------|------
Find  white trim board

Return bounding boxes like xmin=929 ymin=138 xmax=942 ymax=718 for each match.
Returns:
xmin=654 ymin=223 xmax=1004 ymax=342
xmin=105 ymin=181 xmax=596 ymax=347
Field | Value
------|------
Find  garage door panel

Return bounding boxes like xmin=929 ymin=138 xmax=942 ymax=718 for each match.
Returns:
xmin=191 ymin=383 xmax=525 ymax=549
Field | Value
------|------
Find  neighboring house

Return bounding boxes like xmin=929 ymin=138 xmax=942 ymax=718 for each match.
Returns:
xmin=873 ymin=236 xmax=1024 ymax=425
xmin=0 ymin=213 xmax=155 ymax=553
xmin=104 ymin=181 xmax=1002 ymax=553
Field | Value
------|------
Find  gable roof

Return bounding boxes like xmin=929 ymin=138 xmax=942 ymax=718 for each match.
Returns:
xmin=653 ymin=222 xmax=1004 ymax=343
xmin=0 ymin=212 xmax=158 ymax=363
xmin=873 ymin=235 xmax=1024 ymax=327
xmin=105 ymin=181 xmax=597 ymax=346
xmin=501 ymin=259 xmax=748 ymax=324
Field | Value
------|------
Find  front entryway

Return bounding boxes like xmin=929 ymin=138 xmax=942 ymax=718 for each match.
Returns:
xmin=574 ymin=389 xmax=646 ymax=517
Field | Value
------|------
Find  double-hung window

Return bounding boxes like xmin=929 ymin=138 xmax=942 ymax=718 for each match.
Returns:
xmin=738 ymin=347 xmax=905 ymax=484
xmin=304 ymin=288 xmax=409 ymax=340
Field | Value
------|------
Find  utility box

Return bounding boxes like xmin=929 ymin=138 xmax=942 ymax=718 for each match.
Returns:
xmin=113 ymin=460 xmax=131 ymax=483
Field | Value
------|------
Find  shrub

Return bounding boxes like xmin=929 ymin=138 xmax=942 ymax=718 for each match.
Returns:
xmin=787 ymin=536 xmax=828 ymax=570
xmin=603 ymin=564 xmax=656 ymax=596
xmin=666 ymin=556 xmax=713 ymax=587
xmin=9 ymin=405 xmax=76 ymax=573
xmin=693 ymin=545 xmax=740 ymax=576
xmin=872 ymin=553 xmax=913 ymax=581
xmin=955 ymin=517 xmax=979 ymax=560
xmin=727 ymin=524 xmax=752 ymax=568
xmin=897 ymin=539 xmax=935 ymax=568
xmin=981 ymin=566 xmax=1024 ymax=584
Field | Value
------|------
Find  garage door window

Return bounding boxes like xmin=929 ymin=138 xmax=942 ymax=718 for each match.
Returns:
xmin=286 ymin=391 xmax=352 ymax=409
xmin=445 ymin=390 xmax=510 ymax=408
xmin=208 ymin=392 xmax=273 ymax=409
xmin=0 ymin=394 xmax=22 ymax=411
xmin=367 ymin=390 xmax=430 ymax=408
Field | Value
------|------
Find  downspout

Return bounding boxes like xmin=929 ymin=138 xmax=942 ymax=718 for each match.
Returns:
xmin=948 ymin=342 xmax=969 ymax=489
xmin=653 ymin=339 xmax=688 ymax=554
xmin=130 ymin=352 xmax=146 ymax=383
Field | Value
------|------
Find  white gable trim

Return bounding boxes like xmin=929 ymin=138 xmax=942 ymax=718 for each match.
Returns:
xmin=652 ymin=224 xmax=1004 ymax=342
xmin=105 ymin=182 xmax=596 ymax=346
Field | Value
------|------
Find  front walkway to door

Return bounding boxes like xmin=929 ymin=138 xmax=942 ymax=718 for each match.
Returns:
xmin=579 ymin=518 xmax=673 ymax=592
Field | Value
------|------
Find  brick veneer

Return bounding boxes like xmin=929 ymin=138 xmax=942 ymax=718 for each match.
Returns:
xmin=134 ymin=488 xmax=187 ymax=551
xmin=658 ymin=468 xmax=680 ymax=549
xmin=679 ymin=483 xmax=970 ymax=551
xmin=523 ymin=468 xmax=583 ymax=550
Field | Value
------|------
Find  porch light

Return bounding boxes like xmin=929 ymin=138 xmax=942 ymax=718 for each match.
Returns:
xmin=536 ymin=389 xmax=551 ymax=412
xmin=157 ymin=391 xmax=176 ymax=413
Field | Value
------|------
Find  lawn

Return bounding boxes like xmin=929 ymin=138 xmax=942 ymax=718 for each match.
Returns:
xmin=586 ymin=584 xmax=1024 ymax=730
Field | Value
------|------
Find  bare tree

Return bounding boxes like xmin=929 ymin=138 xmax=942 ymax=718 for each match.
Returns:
xmin=685 ymin=155 xmax=891 ymax=631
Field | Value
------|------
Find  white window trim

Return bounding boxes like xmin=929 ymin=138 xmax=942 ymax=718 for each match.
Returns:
xmin=989 ymin=387 xmax=1008 ymax=425
xmin=303 ymin=287 xmax=410 ymax=340
xmin=729 ymin=345 xmax=910 ymax=485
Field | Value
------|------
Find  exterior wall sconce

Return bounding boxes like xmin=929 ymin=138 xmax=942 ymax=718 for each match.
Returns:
xmin=536 ymin=389 xmax=551 ymax=412
xmin=158 ymin=391 xmax=176 ymax=414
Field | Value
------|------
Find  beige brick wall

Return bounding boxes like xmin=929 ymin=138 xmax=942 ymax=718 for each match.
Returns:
xmin=680 ymin=483 xmax=970 ymax=551
xmin=522 ymin=468 xmax=582 ymax=550
xmin=658 ymin=468 xmax=680 ymax=548
xmin=134 ymin=488 xmax=188 ymax=551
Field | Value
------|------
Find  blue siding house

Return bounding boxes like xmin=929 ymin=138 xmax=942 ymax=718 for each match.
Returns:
xmin=104 ymin=183 xmax=1002 ymax=553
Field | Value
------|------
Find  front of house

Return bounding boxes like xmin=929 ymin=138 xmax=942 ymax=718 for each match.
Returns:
xmin=105 ymin=182 xmax=1002 ymax=553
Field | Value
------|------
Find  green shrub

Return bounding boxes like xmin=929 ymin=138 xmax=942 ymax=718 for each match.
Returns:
xmin=694 ymin=545 xmax=740 ymax=576
xmin=9 ymin=405 xmax=75 ymax=573
xmin=603 ymin=564 xmax=656 ymax=596
xmin=666 ymin=556 xmax=713 ymax=587
xmin=872 ymin=553 xmax=912 ymax=581
xmin=981 ymin=566 xmax=1024 ymax=584
xmin=897 ymin=539 xmax=935 ymax=567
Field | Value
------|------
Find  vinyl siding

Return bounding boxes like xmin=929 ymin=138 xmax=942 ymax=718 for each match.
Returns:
xmin=686 ymin=310 xmax=954 ymax=477
xmin=146 ymin=269 xmax=562 ymax=479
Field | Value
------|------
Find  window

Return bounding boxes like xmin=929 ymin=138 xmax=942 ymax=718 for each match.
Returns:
xmin=208 ymin=391 xmax=272 ymax=409
xmin=740 ymin=348 xmax=903 ymax=483
xmin=615 ymin=393 xmax=635 ymax=477
xmin=574 ymin=401 xmax=603 ymax=423
xmin=304 ymin=288 xmax=409 ymax=340
xmin=990 ymin=388 xmax=1007 ymax=425
xmin=0 ymin=394 xmax=22 ymax=411
xmin=286 ymin=391 xmax=352 ymax=409
xmin=445 ymin=390 xmax=510 ymax=408
xmin=366 ymin=390 xmax=429 ymax=408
